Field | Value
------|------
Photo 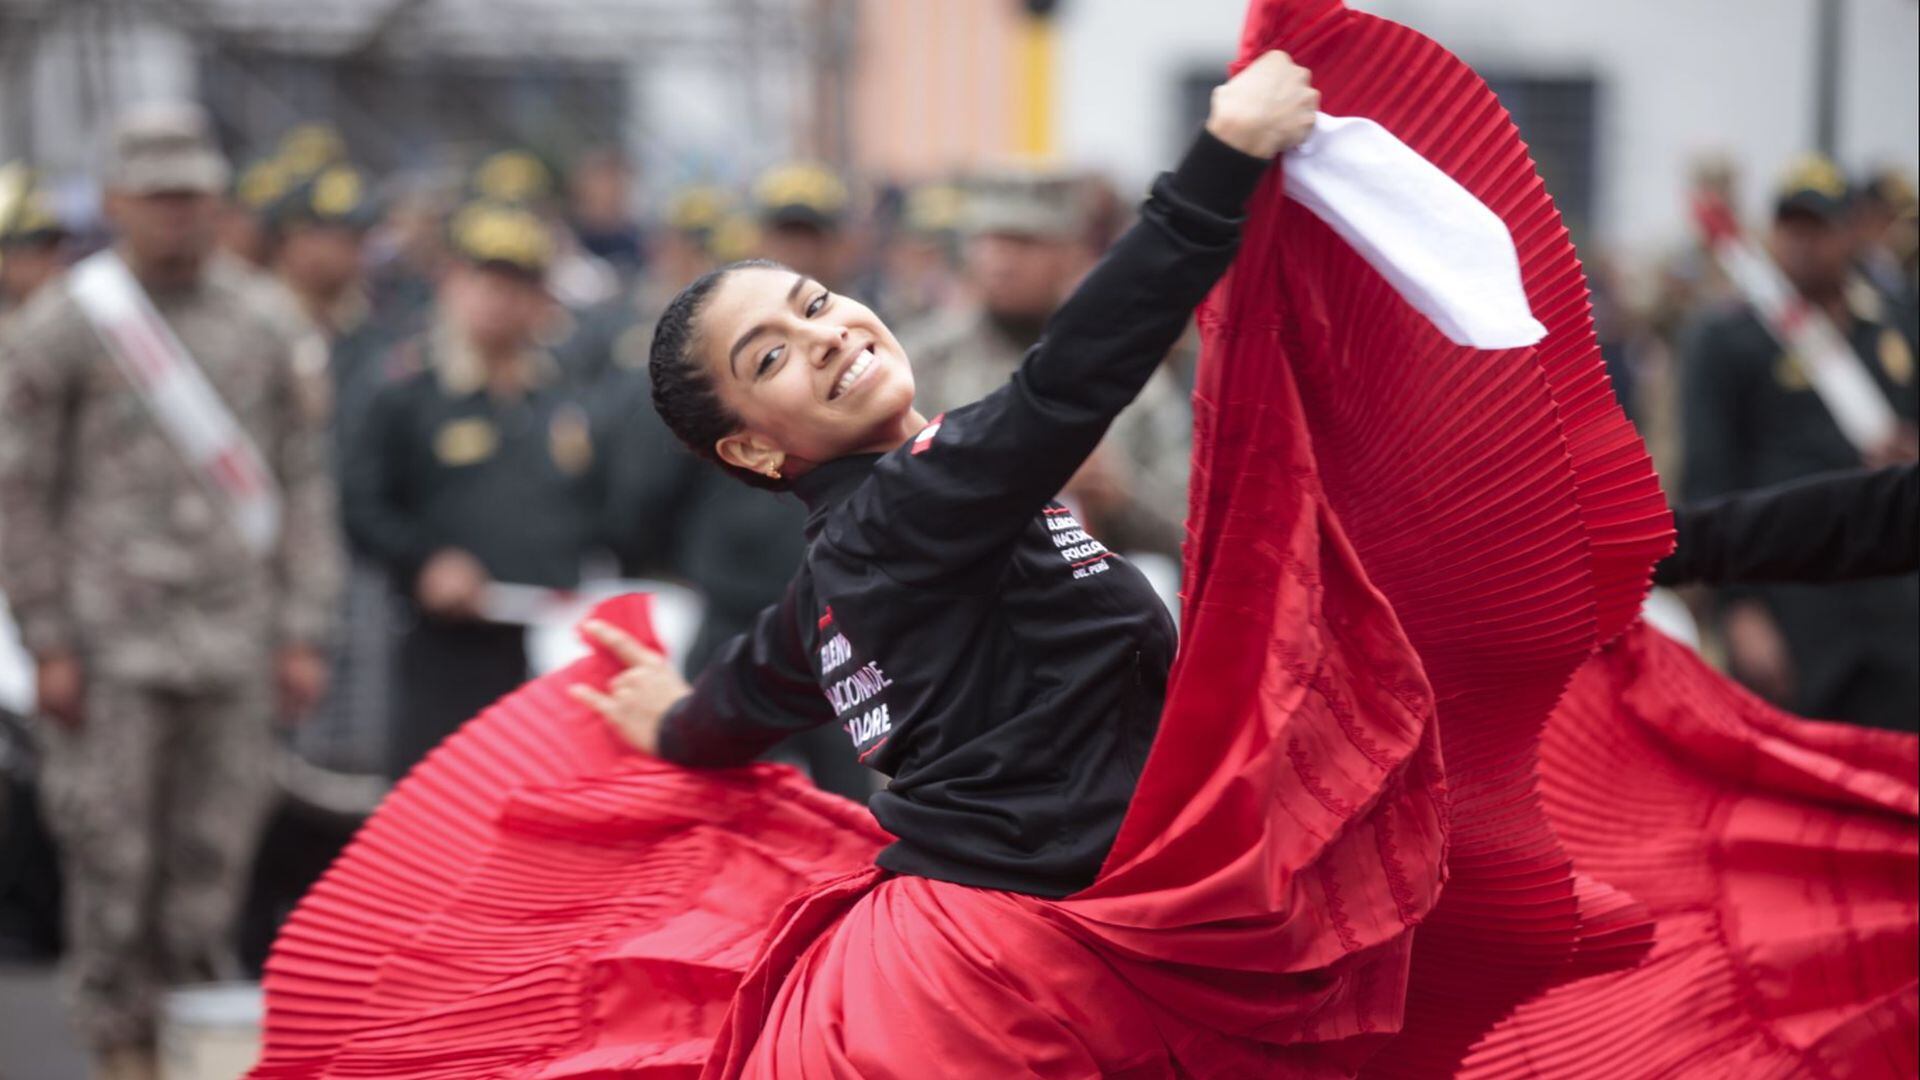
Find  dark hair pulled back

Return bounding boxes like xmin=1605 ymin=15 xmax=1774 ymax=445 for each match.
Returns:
xmin=648 ymin=258 xmax=790 ymax=492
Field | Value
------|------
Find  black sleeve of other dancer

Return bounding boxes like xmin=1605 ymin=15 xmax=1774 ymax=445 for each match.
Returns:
xmin=1654 ymin=464 xmax=1920 ymax=587
xmin=827 ymin=131 xmax=1269 ymax=586
xmin=654 ymin=583 xmax=834 ymax=767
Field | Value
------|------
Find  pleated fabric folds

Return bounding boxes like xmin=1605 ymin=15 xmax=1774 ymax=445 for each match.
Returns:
xmin=250 ymin=595 xmax=889 ymax=1078
xmin=250 ymin=0 xmax=1914 ymax=1076
xmin=1462 ymin=623 xmax=1918 ymax=1080
xmin=1081 ymin=0 xmax=1671 ymax=1073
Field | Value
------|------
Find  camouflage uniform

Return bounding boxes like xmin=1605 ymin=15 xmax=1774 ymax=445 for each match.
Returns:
xmin=0 ymin=255 xmax=341 ymax=1051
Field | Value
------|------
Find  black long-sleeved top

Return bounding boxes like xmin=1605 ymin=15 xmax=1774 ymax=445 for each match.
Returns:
xmin=1655 ymin=464 xmax=1919 ymax=587
xmin=656 ymin=131 xmax=1269 ymax=898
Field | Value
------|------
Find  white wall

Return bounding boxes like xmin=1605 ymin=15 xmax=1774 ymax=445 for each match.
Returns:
xmin=1055 ymin=0 xmax=1244 ymax=190
xmin=1054 ymin=0 xmax=1920 ymax=264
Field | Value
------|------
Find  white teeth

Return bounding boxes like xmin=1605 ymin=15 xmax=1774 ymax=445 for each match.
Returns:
xmin=833 ymin=348 xmax=875 ymax=399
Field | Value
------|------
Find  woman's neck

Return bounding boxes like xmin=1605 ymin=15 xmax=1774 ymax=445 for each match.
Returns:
xmin=863 ymin=408 xmax=931 ymax=455
xmin=784 ymin=408 xmax=932 ymax=481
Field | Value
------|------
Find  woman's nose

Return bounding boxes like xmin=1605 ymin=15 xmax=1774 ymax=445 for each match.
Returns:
xmin=810 ymin=325 xmax=850 ymax=367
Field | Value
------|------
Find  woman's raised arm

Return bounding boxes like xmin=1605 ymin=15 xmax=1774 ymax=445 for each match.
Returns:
xmin=830 ymin=52 xmax=1317 ymax=585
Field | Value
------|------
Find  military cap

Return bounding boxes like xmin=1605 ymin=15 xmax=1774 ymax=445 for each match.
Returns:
xmin=959 ymin=166 xmax=1085 ymax=238
xmin=709 ymin=211 xmax=762 ymax=264
xmin=269 ymin=162 xmax=379 ymax=231
xmin=1774 ymin=153 xmax=1851 ymax=223
xmin=752 ymin=162 xmax=849 ymax=230
xmin=0 ymin=164 xmax=68 ymax=247
xmin=447 ymin=199 xmax=553 ymax=281
xmin=105 ymin=102 xmax=231 ymax=195
xmin=666 ymin=185 xmax=733 ymax=236
xmin=471 ymin=150 xmax=555 ymax=205
xmin=233 ymin=155 xmax=295 ymax=212
xmin=1855 ymin=166 xmax=1917 ymax=219
xmin=276 ymin=123 xmax=348 ymax=175
xmin=902 ymin=183 xmax=964 ymax=237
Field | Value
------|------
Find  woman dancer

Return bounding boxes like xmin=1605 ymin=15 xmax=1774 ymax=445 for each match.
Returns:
xmin=250 ymin=0 xmax=1911 ymax=1075
xmin=573 ymin=51 xmax=1316 ymax=902
xmin=255 ymin=32 xmax=1619 ymax=1079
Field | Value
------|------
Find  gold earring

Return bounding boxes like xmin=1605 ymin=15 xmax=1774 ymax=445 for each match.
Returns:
xmin=768 ymin=467 xmax=782 ymax=480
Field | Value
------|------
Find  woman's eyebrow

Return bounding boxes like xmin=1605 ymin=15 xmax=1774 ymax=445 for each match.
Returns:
xmin=727 ymin=275 xmax=814 ymax=378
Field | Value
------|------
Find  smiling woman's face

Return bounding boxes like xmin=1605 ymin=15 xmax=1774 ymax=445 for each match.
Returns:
xmin=699 ymin=265 xmax=919 ymax=478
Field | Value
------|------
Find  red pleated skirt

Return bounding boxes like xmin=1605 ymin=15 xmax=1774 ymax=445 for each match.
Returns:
xmin=1462 ymin=623 xmax=1918 ymax=1080
xmin=251 ymin=0 xmax=1916 ymax=1075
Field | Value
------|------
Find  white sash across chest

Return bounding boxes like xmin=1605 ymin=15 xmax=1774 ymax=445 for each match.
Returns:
xmin=68 ymin=250 xmax=283 ymax=557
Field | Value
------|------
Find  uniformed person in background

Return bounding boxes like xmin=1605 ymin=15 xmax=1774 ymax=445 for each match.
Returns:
xmin=752 ymin=160 xmax=853 ymax=292
xmin=645 ymin=186 xmax=736 ymax=321
xmin=256 ymin=160 xmax=407 ymax=779
xmin=1850 ymin=167 xmax=1918 ymax=332
xmin=0 ymin=103 xmax=342 ymax=1080
xmin=586 ymin=187 xmax=750 ymax=597
xmin=471 ymin=148 xmax=620 ymax=314
xmin=263 ymin=162 xmax=387 ymax=444
xmin=218 ymin=155 xmax=294 ymax=273
xmin=0 ymin=162 xmax=73 ymax=969
xmin=903 ymin=167 xmax=1193 ymax=558
xmin=869 ymin=181 xmax=965 ymax=328
xmin=344 ymin=200 xmax=609 ymax=779
xmin=567 ymin=146 xmax=646 ymax=283
xmin=0 ymin=165 xmax=72 ymax=319
xmin=1680 ymin=155 xmax=1920 ymax=731
xmin=554 ymin=185 xmax=739 ymax=403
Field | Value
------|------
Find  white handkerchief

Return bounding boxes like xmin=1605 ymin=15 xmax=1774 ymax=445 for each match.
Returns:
xmin=1282 ymin=113 xmax=1547 ymax=350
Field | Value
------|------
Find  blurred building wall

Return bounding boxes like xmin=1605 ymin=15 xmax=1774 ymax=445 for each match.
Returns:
xmin=5 ymin=0 xmax=1915 ymax=263
xmin=0 ymin=11 xmax=196 ymax=188
xmin=1050 ymin=0 xmax=1920 ymax=262
xmin=848 ymin=0 xmax=1024 ymax=180
xmin=0 ymin=0 xmax=822 ymax=199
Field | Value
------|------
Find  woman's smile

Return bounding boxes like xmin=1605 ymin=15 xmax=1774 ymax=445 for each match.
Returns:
xmin=828 ymin=345 xmax=879 ymax=401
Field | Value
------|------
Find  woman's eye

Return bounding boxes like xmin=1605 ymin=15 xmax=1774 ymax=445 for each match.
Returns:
xmin=807 ymin=292 xmax=829 ymax=317
xmin=757 ymin=345 xmax=783 ymax=376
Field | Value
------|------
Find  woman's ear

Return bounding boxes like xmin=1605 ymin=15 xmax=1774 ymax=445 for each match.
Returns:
xmin=716 ymin=431 xmax=786 ymax=480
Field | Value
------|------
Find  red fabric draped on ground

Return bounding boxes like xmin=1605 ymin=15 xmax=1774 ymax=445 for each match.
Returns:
xmin=1461 ymin=622 xmax=1919 ymax=1080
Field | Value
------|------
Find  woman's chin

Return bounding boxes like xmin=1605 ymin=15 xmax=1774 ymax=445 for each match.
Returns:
xmin=835 ymin=392 xmax=919 ymax=456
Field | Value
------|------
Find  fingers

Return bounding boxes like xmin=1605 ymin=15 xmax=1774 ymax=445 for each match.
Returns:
xmin=612 ymin=667 xmax=655 ymax=692
xmin=582 ymin=619 xmax=661 ymax=668
xmin=567 ymin=683 xmax=618 ymax=717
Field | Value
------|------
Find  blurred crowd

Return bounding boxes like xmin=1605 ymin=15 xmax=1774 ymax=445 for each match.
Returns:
xmin=0 ymin=99 xmax=1913 ymax=1079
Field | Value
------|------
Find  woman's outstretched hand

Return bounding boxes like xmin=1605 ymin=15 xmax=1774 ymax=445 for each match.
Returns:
xmin=1207 ymin=50 xmax=1321 ymax=158
xmin=568 ymin=619 xmax=692 ymax=756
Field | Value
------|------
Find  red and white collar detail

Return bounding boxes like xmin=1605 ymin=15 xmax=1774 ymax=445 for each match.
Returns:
xmin=910 ymin=413 xmax=945 ymax=456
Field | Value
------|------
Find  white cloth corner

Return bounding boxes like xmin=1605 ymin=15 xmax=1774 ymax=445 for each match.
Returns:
xmin=1281 ymin=112 xmax=1548 ymax=350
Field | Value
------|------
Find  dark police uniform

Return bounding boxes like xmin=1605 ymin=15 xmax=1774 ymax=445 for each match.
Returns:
xmin=345 ymin=326 xmax=606 ymax=774
xmin=1681 ymin=294 xmax=1919 ymax=731
xmin=654 ymin=132 xmax=1265 ymax=898
xmin=344 ymin=199 xmax=609 ymax=775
